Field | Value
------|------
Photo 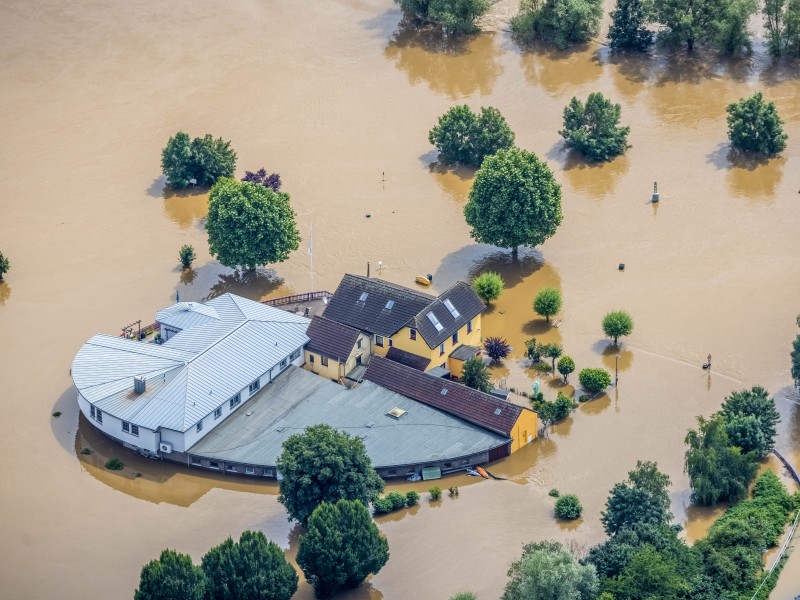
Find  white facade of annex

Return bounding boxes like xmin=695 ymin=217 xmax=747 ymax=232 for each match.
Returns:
xmin=72 ymin=293 xmax=309 ymax=454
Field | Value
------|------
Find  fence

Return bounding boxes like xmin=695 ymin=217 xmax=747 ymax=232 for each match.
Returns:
xmin=261 ymin=290 xmax=333 ymax=307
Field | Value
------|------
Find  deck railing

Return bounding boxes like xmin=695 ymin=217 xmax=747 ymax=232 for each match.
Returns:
xmin=261 ymin=290 xmax=333 ymax=307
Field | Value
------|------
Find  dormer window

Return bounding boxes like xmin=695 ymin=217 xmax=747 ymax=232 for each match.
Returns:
xmin=443 ymin=298 xmax=460 ymax=319
xmin=427 ymin=312 xmax=444 ymax=332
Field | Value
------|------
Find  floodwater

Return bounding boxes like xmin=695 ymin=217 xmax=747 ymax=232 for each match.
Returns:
xmin=1 ymin=0 xmax=799 ymax=598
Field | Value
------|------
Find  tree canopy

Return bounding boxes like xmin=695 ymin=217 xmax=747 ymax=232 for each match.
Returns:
xmin=0 ymin=251 xmax=9 ymax=280
xmin=578 ymin=368 xmax=611 ymax=395
xmin=464 ymin=148 xmax=563 ymax=254
xmin=134 ymin=549 xmax=207 ymax=600
xmin=296 ymin=499 xmax=390 ymax=599
xmin=726 ymin=91 xmax=788 ymax=156
xmin=652 ymin=0 xmax=725 ymax=50
xmin=533 ymin=287 xmax=562 ymax=322
xmin=792 ymin=329 xmax=800 ymax=389
xmin=161 ymin=131 xmax=237 ymax=189
xmin=557 ymin=356 xmax=576 ymax=383
xmin=206 ymin=178 xmax=300 ymax=270
xmin=502 ymin=540 xmax=599 ymax=600
xmin=429 ymin=105 xmax=515 ymax=167
xmin=201 ymin=531 xmax=297 ymax=600
xmin=511 ymin=0 xmax=604 ymax=49
xmin=242 ymin=168 xmax=282 ymax=192
xmin=560 ymin=93 xmax=631 ymax=162
xmin=472 ymin=271 xmax=505 ymax=303
xmin=602 ymin=310 xmax=634 ymax=345
xmin=719 ymin=386 xmax=779 ymax=457
xmin=765 ymin=0 xmax=800 ymax=56
xmin=461 ymin=356 xmax=493 ymax=393
xmin=601 ymin=461 xmax=673 ymax=536
xmin=608 ymin=0 xmax=654 ymax=50
xmin=276 ymin=424 xmax=384 ymax=525
xmin=555 ymin=494 xmax=583 ymax=519
xmin=395 ymin=0 xmax=490 ymax=34
xmin=484 ymin=336 xmax=511 ymax=362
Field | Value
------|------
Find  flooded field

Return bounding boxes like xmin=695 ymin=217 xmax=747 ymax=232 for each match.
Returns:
xmin=1 ymin=0 xmax=799 ymax=598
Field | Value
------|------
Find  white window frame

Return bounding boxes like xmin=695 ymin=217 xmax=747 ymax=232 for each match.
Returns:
xmin=320 ymin=355 xmax=329 ymax=367
xmin=122 ymin=421 xmax=130 ymax=433
xmin=131 ymin=424 xmax=139 ymax=437
xmin=439 ymin=343 xmax=445 ymax=356
xmin=452 ymin=331 xmax=459 ymax=345
xmin=249 ymin=379 xmax=260 ymax=395
xmin=196 ymin=420 xmax=203 ymax=433
xmin=245 ymin=467 xmax=255 ymax=475
xmin=375 ymin=335 xmax=384 ymax=347
xmin=280 ymin=358 xmax=288 ymax=368
xmin=230 ymin=393 xmax=241 ymax=409
xmin=214 ymin=406 xmax=222 ymax=419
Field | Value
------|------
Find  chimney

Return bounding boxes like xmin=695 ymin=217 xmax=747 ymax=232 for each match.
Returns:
xmin=134 ymin=376 xmax=146 ymax=394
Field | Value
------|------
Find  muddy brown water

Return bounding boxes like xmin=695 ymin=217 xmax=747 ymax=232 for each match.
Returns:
xmin=1 ymin=0 xmax=799 ymax=598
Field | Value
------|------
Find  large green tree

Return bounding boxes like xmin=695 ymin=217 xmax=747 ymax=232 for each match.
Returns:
xmin=764 ymin=0 xmax=800 ymax=55
xmin=684 ymin=415 xmax=758 ymax=505
xmin=296 ymin=499 xmax=390 ymax=599
xmin=726 ymin=92 xmax=787 ymax=156
xmin=560 ymin=93 xmax=630 ymax=162
xmin=276 ymin=424 xmax=384 ymax=525
xmin=472 ymin=271 xmax=505 ymax=303
xmin=429 ymin=105 xmax=515 ymax=167
xmin=206 ymin=178 xmax=300 ymax=270
xmin=653 ymin=0 xmax=724 ymax=50
xmin=502 ymin=540 xmax=599 ymax=600
xmin=161 ymin=131 xmax=237 ymax=189
xmin=719 ymin=386 xmax=779 ymax=457
xmin=602 ymin=310 xmax=634 ymax=345
xmin=608 ymin=0 xmax=654 ymax=50
xmin=201 ymin=531 xmax=298 ymax=600
xmin=604 ymin=545 xmax=694 ymax=599
xmin=511 ymin=0 xmax=604 ymax=49
xmin=461 ymin=356 xmax=493 ymax=393
xmin=601 ymin=461 xmax=673 ymax=536
xmin=464 ymin=148 xmax=562 ymax=255
xmin=557 ymin=356 xmax=575 ymax=383
xmin=713 ymin=0 xmax=758 ymax=54
xmin=534 ymin=287 xmax=562 ymax=323
xmin=395 ymin=0 xmax=490 ymax=34
xmin=134 ymin=549 xmax=207 ymax=600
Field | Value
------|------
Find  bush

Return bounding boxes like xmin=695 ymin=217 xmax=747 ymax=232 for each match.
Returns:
xmin=386 ymin=491 xmax=407 ymax=510
xmin=429 ymin=105 xmax=515 ymax=167
xmin=135 ymin=549 xmax=206 ymax=600
xmin=525 ymin=338 xmax=542 ymax=362
xmin=484 ymin=336 xmax=511 ymax=362
xmin=726 ymin=91 xmax=787 ymax=156
xmin=553 ymin=393 xmax=575 ymax=421
xmin=105 ymin=458 xmax=124 ymax=470
xmin=405 ymin=490 xmax=420 ymax=506
xmin=372 ymin=497 xmax=394 ymax=514
xmin=161 ymin=131 xmax=237 ymax=189
xmin=578 ymin=368 xmax=611 ymax=395
xmin=472 ymin=272 xmax=504 ymax=303
xmin=0 ymin=251 xmax=9 ymax=280
xmin=242 ymin=168 xmax=281 ymax=191
xmin=178 ymin=244 xmax=196 ymax=269
xmin=555 ymin=494 xmax=583 ymax=519
xmin=560 ymin=93 xmax=631 ymax=162
xmin=395 ymin=0 xmax=491 ymax=34
xmin=511 ymin=0 xmax=603 ymax=49
xmin=80 ymin=447 xmax=92 ymax=455
xmin=549 ymin=488 xmax=560 ymax=497
xmin=429 ymin=486 xmax=442 ymax=500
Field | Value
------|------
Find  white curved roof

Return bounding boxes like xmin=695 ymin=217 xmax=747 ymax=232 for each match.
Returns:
xmin=72 ymin=294 xmax=310 ymax=432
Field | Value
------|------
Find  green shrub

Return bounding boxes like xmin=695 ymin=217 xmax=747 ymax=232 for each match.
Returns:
xmin=549 ymin=488 xmax=560 ymax=497
xmin=406 ymin=490 xmax=420 ymax=506
xmin=429 ymin=486 xmax=442 ymax=500
xmin=472 ymin=272 xmax=504 ymax=303
xmin=579 ymin=394 xmax=589 ymax=402
xmin=555 ymin=494 xmax=583 ymax=519
xmin=179 ymin=244 xmax=196 ymax=269
xmin=105 ymin=458 xmax=124 ymax=470
xmin=80 ymin=447 xmax=92 ymax=455
xmin=52 ymin=411 xmax=62 ymax=418
xmin=372 ymin=497 xmax=394 ymax=514
xmin=579 ymin=368 xmax=611 ymax=394
xmin=386 ymin=491 xmax=407 ymax=510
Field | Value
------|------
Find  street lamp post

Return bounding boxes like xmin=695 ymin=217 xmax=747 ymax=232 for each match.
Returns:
xmin=615 ymin=354 xmax=621 ymax=386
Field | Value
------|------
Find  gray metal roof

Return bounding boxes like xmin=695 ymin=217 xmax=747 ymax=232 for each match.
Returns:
xmin=156 ymin=302 xmax=220 ymax=330
xmin=189 ymin=365 xmax=509 ymax=468
xmin=71 ymin=294 xmax=310 ymax=431
xmin=449 ymin=344 xmax=481 ymax=362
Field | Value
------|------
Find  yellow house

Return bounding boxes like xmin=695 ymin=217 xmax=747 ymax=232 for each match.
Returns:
xmin=322 ymin=275 xmax=486 ymax=380
xmin=364 ymin=356 xmax=538 ymax=455
xmin=303 ymin=315 xmax=371 ymax=382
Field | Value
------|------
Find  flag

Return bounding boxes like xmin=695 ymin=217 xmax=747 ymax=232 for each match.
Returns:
xmin=176 ymin=290 xmax=180 ymax=303
xmin=307 ymin=223 xmax=313 ymax=256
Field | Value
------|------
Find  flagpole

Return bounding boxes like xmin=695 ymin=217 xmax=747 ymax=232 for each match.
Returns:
xmin=308 ymin=222 xmax=314 ymax=292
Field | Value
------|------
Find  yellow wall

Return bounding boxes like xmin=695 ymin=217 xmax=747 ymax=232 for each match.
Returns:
xmin=387 ymin=314 xmax=483 ymax=372
xmin=509 ymin=408 xmax=539 ymax=452
xmin=303 ymin=333 xmax=371 ymax=382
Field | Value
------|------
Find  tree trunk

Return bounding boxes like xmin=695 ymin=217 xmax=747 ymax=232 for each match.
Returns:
xmin=511 ymin=246 xmax=519 ymax=257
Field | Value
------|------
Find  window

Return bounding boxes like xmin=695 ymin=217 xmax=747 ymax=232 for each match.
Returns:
xmin=358 ymin=292 xmax=368 ymax=302
xmin=309 ymin=354 xmax=315 ymax=363
xmin=388 ymin=469 xmax=397 ymax=475
xmin=427 ymin=312 xmax=444 ymax=332
xmin=191 ymin=456 xmax=202 ymax=466
xmin=388 ymin=338 xmax=393 ymax=347
xmin=245 ymin=466 xmax=255 ymax=475
xmin=290 ymin=349 xmax=301 ymax=360
xmin=122 ymin=421 xmax=130 ymax=433
xmin=409 ymin=328 xmax=417 ymax=340
xmin=214 ymin=407 xmax=222 ymax=419
xmin=209 ymin=461 xmax=220 ymax=470
xmin=452 ymin=332 xmax=459 ymax=345
xmin=131 ymin=424 xmax=139 ymax=437
xmin=439 ymin=343 xmax=445 ymax=356
xmin=263 ymin=469 xmax=273 ymax=477
xmin=385 ymin=300 xmax=395 ymax=310
xmin=230 ymin=393 xmax=241 ymax=409
xmin=96 ymin=408 xmax=102 ymax=424
xmin=443 ymin=298 xmax=460 ymax=319
xmin=467 ymin=319 xmax=473 ymax=334
xmin=196 ymin=420 xmax=203 ymax=433
xmin=320 ymin=356 xmax=329 ymax=367
xmin=280 ymin=358 xmax=288 ymax=369
xmin=90 ymin=406 xmax=96 ymax=419
xmin=357 ymin=338 xmax=362 ymax=349
xmin=375 ymin=335 xmax=384 ymax=347
xmin=249 ymin=379 xmax=260 ymax=394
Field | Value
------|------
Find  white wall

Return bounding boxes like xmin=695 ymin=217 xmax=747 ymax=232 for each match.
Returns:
xmin=78 ymin=392 xmax=158 ymax=452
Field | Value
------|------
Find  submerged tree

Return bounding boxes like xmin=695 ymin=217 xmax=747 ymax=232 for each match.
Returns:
xmin=602 ymin=310 xmax=634 ymax=345
xmin=0 ymin=251 xmax=9 ymax=280
xmin=502 ymin=541 xmax=599 ymax=600
xmin=206 ymin=178 xmax=300 ymax=270
xmin=276 ymin=424 xmax=384 ymax=525
xmin=429 ymin=105 xmax=515 ymax=167
xmin=726 ymin=92 xmax=787 ymax=156
xmin=533 ymin=287 xmax=562 ymax=323
xmin=395 ymin=0 xmax=490 ymax=34
xmin=484 ymin=336 xmax=512 ymax=362
xmin=161 ymin=131 xmax=237 ymax=189
xmin=511 ymin=0 xmax=604 ymax=49
xmin=608 ymin=0 xmax=654 ymax=50
xmin=601 ymin=461 xmax=674 ymax=536
xmin=578 ymin=368 xmax=611 ymax=395
xmin=464 ymin=148 xmax=562 ymax=255
xmin=713 ymin=0 xmax=758 ymax=54
xmin=792 ymin=327 xmax=800 ymax=390
xmin=134 ymin=549 xmax=206 ymax=600
xmin=560 ymin=93 xmax=631 ymax=162
xmin=178 ymin=245 xmax=196 ymax=269
xmin=297 ymin=499 xmax=389 ymax=599
xmin=242 ymin=168 xmax=282 ymax=192
xmin=653 ymin=0 xmax=726 ymax=50
xmin=461 ymin=357 xmax=493 ymax=393
xmin=557 ymin=356 xmax=576 ymax=383
xmin=719 ymin=386 xmax=779 ymax=457
xmin=472 ymin=271 xmax=505 ymax=303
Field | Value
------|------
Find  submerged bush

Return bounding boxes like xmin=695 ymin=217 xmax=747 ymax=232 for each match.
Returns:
xmin=105 ymin=458 xmax=124 ymax=470
xmin=555 ymin=494 xmax=583 ymax=519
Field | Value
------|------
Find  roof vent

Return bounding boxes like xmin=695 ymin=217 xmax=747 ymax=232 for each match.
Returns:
xmin=441 ymin=388 xmax=448 ymax=396
xmin=387 ymin=407 xmax=407 ymax=419
xmin=443 ymin=298 xmax=460 ymax=318
xmin=494 ymin=408 xmax=502 ymax=416
xmin=276 ymin=425 xmax=286 ymax=432
xmin=366 ymin=422 xmax=375 ymax=428
xmin=133 ymin=376 xmax=146 ymax=394
xmin=385 ymin=300 xmax=395 ymax=310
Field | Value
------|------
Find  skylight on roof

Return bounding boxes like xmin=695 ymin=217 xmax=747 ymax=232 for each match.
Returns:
xmin=426 ymin=311 xmax=444 ymax=332
xmin=494 ymin=408 xmax=502 ymax=416
xmin=385 ymin=300 xmax=395 ymax=310
xmin=387 ymin=407 xmax=407 ymax=419
xmin=443 ymin=298 xmax=460 ymax=319
xmin=441 ymin=388 xmax=448 ymax=395
xmin=358 ymin=292 xmax=368 ymax=302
